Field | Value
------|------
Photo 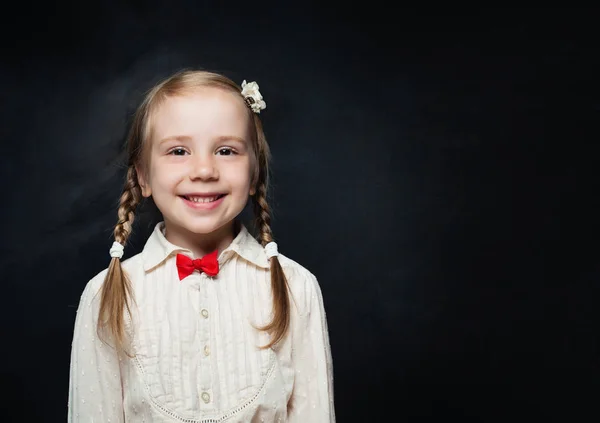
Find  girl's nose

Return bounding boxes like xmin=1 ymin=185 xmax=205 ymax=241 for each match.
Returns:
xmin=189 ymin=154 xmax=219 ymax=181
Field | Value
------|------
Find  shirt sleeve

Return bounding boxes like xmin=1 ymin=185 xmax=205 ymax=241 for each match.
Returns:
xmin=68 ymin=277 xmax=125 ymax=422
xmin=287 ymin=271 xmax=336 ymax=422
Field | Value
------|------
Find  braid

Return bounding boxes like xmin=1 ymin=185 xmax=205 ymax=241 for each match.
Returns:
xmin=114 ymin=167 xmax=142 ymax=244
xmin=253 ymin=182 xmax=274 ymax=244
xmin=253 ymin=180 xmax=291 ymax=349
xmin=97 ymin=166 xmax=142 ymax=356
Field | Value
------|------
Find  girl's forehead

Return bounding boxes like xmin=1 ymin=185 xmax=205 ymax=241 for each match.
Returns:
xmin=149 ymin=88 xmax=251 ymax=141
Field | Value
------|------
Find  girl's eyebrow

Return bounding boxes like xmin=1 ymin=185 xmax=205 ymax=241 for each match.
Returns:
xmin=214 ymin=135 xmax=247 ymax=145
xmin=158 ymin=135 xmax=192 ymax=145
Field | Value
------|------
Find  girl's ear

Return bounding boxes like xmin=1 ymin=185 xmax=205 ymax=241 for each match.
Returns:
xmin=249 ymin=167 xmax=258 ymax=196
xmin=136 ymin=166 xmax=152 ymax=198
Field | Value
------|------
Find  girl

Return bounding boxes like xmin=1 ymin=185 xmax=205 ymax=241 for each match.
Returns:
xmin=68 ymin=70 xmax=335 ymax=422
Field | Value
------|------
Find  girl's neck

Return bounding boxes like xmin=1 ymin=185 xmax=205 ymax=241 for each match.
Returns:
xmin=163 ymin=220 xmax=240 ymax=259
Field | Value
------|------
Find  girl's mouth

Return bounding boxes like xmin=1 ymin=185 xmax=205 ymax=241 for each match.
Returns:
xmin=181 ymin=194 xmax=225 ymax=203
xmin=180 ymin=194 xmax=227 ymax=210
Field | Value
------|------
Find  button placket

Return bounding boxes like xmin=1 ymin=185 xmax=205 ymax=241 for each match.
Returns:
xmin=198 ymin=272 xmax=213 ymax=409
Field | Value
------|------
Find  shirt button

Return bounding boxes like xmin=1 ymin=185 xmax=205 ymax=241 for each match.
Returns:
xmin=201 ymin=392 xmax=210 ymax=403
xmin=204 ymin=345 xmax=210 ymax=356
xmin=201 ymin=309 xmax=209 ymax=319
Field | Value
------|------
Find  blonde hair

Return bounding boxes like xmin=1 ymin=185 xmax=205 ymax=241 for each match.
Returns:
xmin=97 ymin=69 xmax=290 ymax=355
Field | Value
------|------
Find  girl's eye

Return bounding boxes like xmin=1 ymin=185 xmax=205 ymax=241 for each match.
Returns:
xmin=168 ymin=148 xmax=188 ymax=156
xmin=217 ymin=147 xmax=236 ymax=156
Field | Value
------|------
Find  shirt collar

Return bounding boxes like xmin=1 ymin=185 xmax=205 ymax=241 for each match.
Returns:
xmin=141 ymin=221 xmax=270 ymax=272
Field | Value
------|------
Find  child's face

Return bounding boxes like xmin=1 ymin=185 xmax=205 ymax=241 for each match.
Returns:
xmin=138 ymin=87 xmax=255 ymax=237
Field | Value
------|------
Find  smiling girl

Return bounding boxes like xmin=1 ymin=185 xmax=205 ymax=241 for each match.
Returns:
xmin=68 ymin=70 xmax=335 ymax=422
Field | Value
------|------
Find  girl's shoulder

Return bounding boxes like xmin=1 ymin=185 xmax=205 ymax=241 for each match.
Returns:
xmin=275 ymin=252 xmax=325 ymax=316
xmin=277 ymin=252 xmax=316 ymax=281
xmin=81 ymin=252 xmax=146 ymax=297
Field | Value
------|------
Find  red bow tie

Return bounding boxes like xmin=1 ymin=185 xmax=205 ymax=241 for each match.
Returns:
xmin=176 ymin=251 xmax=219 ymax=280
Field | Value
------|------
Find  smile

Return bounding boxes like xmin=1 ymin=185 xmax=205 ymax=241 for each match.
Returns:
xmin=180 ymin=194 xmax=227 ymax=210
xmin=182 ymin=194 xmax=225 ymax=203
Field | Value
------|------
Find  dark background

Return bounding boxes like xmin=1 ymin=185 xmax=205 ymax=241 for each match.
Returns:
xmin=1 ymin=4 xmax=598 ymax=422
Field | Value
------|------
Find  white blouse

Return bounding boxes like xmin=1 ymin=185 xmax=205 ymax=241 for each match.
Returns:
xmin=68 ymin=222 xmax=335 ymax=422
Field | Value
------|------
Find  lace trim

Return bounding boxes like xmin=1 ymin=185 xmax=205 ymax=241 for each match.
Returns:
xmin=132 ymin=350 xmax=277 ymax=422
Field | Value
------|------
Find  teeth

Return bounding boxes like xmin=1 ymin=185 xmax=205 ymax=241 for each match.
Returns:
xmin=187 ymin=195 xmax=220 ymax=203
